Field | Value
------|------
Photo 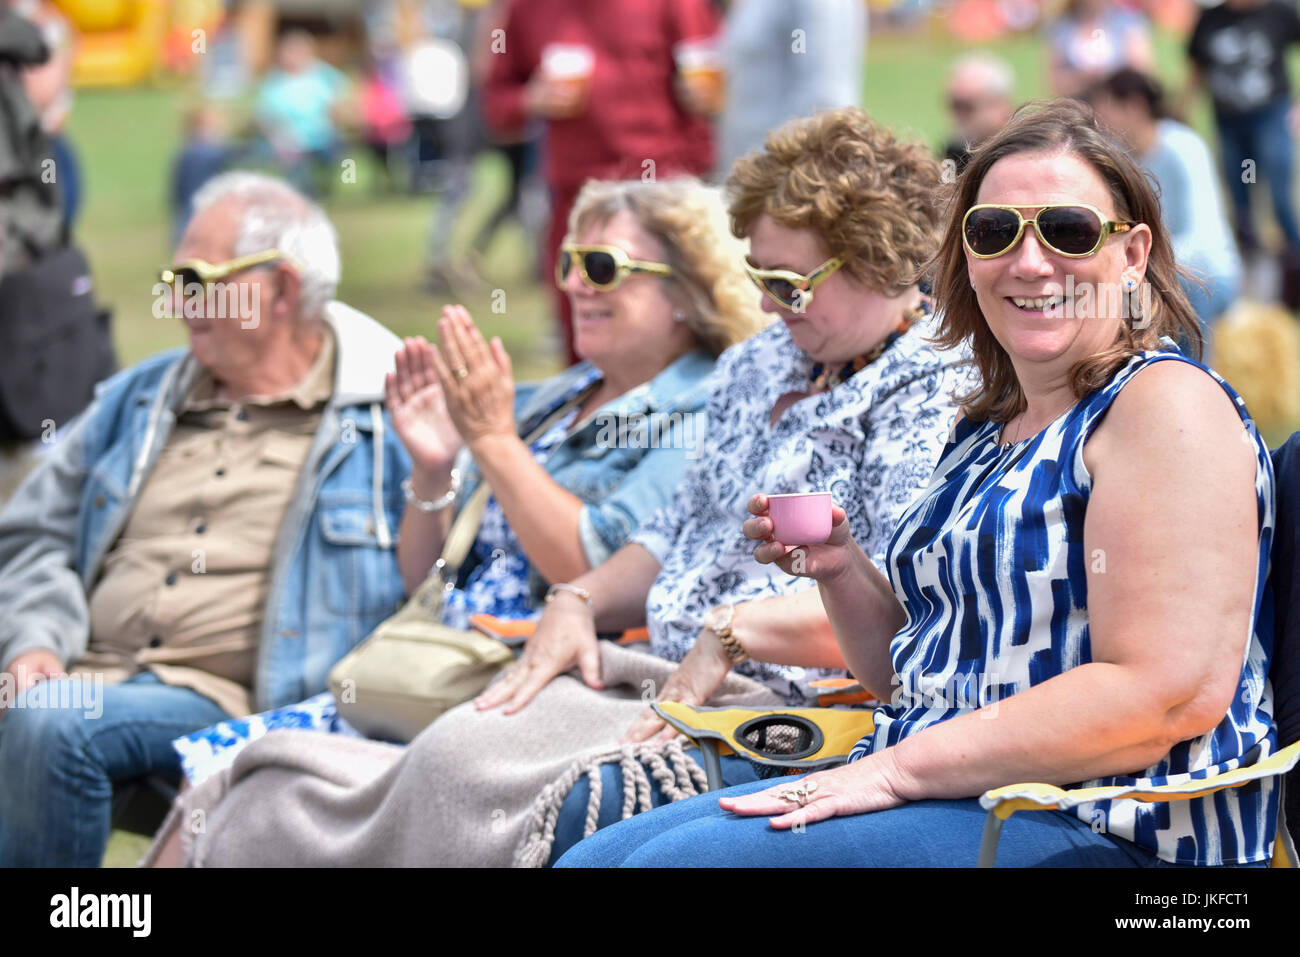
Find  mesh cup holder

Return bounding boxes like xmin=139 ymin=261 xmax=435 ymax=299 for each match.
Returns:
xmin=734 ymin=713 xmax=824 ymax=761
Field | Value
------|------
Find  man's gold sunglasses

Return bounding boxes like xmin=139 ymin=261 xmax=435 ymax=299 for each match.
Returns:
xmin=555 ymin=244 xmax=674 ymax=291
xmin=743 ymin=256 xmax=845 ymax=312
xmin=159 ymin=248 xmax=300 ymax=287
xmin=962 ymin=203 xmax=1135 ymax=259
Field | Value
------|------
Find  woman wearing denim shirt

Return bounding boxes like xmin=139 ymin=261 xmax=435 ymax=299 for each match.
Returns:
xmin=160 ymin=177 xmax=763 ymax=791
xmin=392 ymin=175 xmax=765 ymax=643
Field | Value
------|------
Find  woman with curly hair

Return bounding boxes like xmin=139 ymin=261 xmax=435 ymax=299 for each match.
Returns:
xmin=151 ymin=108 xmax=970 ymax=867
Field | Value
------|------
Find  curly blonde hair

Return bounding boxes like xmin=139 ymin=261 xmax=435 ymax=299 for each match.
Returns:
xmin=726 ymin=107 xmax=947 ymax=295
xmin=566 ymin=178 xmax=767 ymax=356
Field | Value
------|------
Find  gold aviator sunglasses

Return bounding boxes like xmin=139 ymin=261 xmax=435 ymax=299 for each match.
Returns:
xmin=160 ymin=248 xmax=300 ymax=288
xmin=962 ymin=203 xmax=1135 ymax=259
xmin=743 ymin=256 xmax=845 ymax=312
xmin=555 ymin=244 xmax=674 ymax=292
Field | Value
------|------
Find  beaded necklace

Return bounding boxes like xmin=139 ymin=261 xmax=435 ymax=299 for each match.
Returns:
xmin=807 ymin=303 xmax=928 ymax=391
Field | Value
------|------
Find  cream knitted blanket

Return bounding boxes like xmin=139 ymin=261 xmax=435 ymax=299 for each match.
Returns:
xmin=145 ymin=641 xmax=781 ymax=867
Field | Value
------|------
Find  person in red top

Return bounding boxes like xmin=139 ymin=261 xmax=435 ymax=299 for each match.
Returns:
xmin=483 ymin=0 xmax=721 ymax=365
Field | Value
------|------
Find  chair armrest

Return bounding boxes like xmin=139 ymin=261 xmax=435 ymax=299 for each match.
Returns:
xmin=976 ymin=739 xmax=1300 ymax=867
xmin=979 ymin=738 xmax=1300 ymax=818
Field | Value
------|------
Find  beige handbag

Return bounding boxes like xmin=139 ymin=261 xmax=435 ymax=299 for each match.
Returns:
xmin=328 ymin=385 xmax=598 ymax=743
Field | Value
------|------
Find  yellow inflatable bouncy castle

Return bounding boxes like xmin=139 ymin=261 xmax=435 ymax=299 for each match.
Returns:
xmin=52 ymin=0 xmax=225 ymax=87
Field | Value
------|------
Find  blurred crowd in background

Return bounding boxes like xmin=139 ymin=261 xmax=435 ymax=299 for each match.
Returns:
xmin=15 ymin=0 xmax=1300 ymax=338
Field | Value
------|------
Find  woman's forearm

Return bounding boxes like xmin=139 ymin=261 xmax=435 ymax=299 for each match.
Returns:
xmin=570 ymin=543 xmax=663 ymax=632
xmin=395 ymin=467 xmax=455 ymax=594
xmin=816 ymin=543 xmax=906 ymax=700
xmin=468 ymin=433 xmax=591 ymax=585
xmin=886 ymin=661 xmax=1207 ymax=803
xmin=731 ymin=589 xmax=845 ymax=670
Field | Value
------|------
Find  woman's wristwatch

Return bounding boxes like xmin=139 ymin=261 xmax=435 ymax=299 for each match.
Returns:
xmin=403 ymin=468 xmax=461 ymax=513
xmin=705 ymin=604 xmax=748 ymax=663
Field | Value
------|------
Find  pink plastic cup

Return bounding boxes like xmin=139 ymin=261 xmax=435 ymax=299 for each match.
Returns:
xmin=766 ymin=492 xmax=833 ymax=545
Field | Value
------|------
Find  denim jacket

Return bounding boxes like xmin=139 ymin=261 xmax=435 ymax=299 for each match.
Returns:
xmin=453 ymin=348 xmax=716 ymax=603
xmin=0 ymin=303 xmax=411 ymax=712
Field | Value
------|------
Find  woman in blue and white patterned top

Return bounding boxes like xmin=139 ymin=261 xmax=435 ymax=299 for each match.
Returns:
xmin=559 ymin=98 xmax=1280 ymax=868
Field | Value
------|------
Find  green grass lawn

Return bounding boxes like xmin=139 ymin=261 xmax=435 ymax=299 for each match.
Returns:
xmin=104 ymin=831 xmax=152 ymax=868
xmin=865 ymin=21 xmax=1214 ymax=143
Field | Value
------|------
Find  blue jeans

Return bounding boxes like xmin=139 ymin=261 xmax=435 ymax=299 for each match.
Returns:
xmin=547 ymin=751 xmax=761 ymax=866
xmin=1216 ymin=97 xmax=1300 ymax=250
xmin=0 ymin=671 xmax=229 ymax=867
xmin=555 ymin=775 xmax=1271 ymax=868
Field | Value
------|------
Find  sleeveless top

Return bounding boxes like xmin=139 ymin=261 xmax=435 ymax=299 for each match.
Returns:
xmin=851 ymin=347 xmax=1278 ymax=866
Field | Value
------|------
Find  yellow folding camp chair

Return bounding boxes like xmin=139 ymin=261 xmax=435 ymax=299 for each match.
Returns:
xmin=977 ymin=742 xmax=1300 ymax=868
xmin=654 ymin=684 xmax=877 ymax=791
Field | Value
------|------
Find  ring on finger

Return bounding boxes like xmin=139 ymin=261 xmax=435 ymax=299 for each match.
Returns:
xmin=455 ymin=367 xmax=469 ymax=380
xmin=777 ymin=780 xmax=818 ymax=807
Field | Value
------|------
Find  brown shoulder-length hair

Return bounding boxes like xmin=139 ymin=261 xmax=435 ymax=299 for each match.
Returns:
xmin=930 ymin=98 xmax=1203 ymax=424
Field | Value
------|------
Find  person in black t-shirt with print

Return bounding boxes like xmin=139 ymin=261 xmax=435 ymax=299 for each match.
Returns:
xmin=1188 ymin=0 xmax=1300 ymax=308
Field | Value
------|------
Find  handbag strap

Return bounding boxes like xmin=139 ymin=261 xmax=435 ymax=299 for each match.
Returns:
xmin=436 ymin=378 xmax=603 ymax=578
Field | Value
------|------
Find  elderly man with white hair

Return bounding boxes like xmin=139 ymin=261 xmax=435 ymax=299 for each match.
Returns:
xmin=0 ymin=172 xmax=409 ymax=866
xmin=940 ymin=52 xmax=1016 ymax=178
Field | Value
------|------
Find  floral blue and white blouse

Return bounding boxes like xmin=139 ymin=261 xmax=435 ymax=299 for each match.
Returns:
xmin=174 ymin=351 xmax=717 ymax=784
xmin=635 ymin=316 xmax=972 ymax=705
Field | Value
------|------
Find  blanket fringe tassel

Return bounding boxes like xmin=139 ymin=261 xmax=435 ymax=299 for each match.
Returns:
xmin=512 ymin=736 xmax=710 ymax=867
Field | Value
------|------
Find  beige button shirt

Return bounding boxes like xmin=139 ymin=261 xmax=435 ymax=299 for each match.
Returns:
xmin=76 ymin=329 xmax=336 ymax=718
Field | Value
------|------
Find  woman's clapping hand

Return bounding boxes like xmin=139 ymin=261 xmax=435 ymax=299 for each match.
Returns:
xmin=429 ymin=304 xmax=517 ymax=447
xmin=385 ymin=336 xmax=464 ymax=479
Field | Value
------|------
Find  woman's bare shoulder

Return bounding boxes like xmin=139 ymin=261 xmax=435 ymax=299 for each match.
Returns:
xmin=1088 ymin=357 xmax=1254 ymax=477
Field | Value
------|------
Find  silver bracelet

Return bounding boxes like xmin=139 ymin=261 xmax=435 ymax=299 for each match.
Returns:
xmin=402 ymin=469 xmax=460 ymax=513
xmin=545 ymin=583 xmax=593 ymax=609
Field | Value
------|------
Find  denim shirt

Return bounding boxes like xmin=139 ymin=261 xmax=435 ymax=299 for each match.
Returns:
xmin=452 ymin=348 xmax=716 ymax=605
xmin=0 ymin=303 xmax=411 ymax=712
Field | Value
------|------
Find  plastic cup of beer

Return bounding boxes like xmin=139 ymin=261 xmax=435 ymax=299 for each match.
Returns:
xmin=541 ymin=43 xmax=594 ymax=117
xmin=673 ymin=38 xmax=725 ymax=113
